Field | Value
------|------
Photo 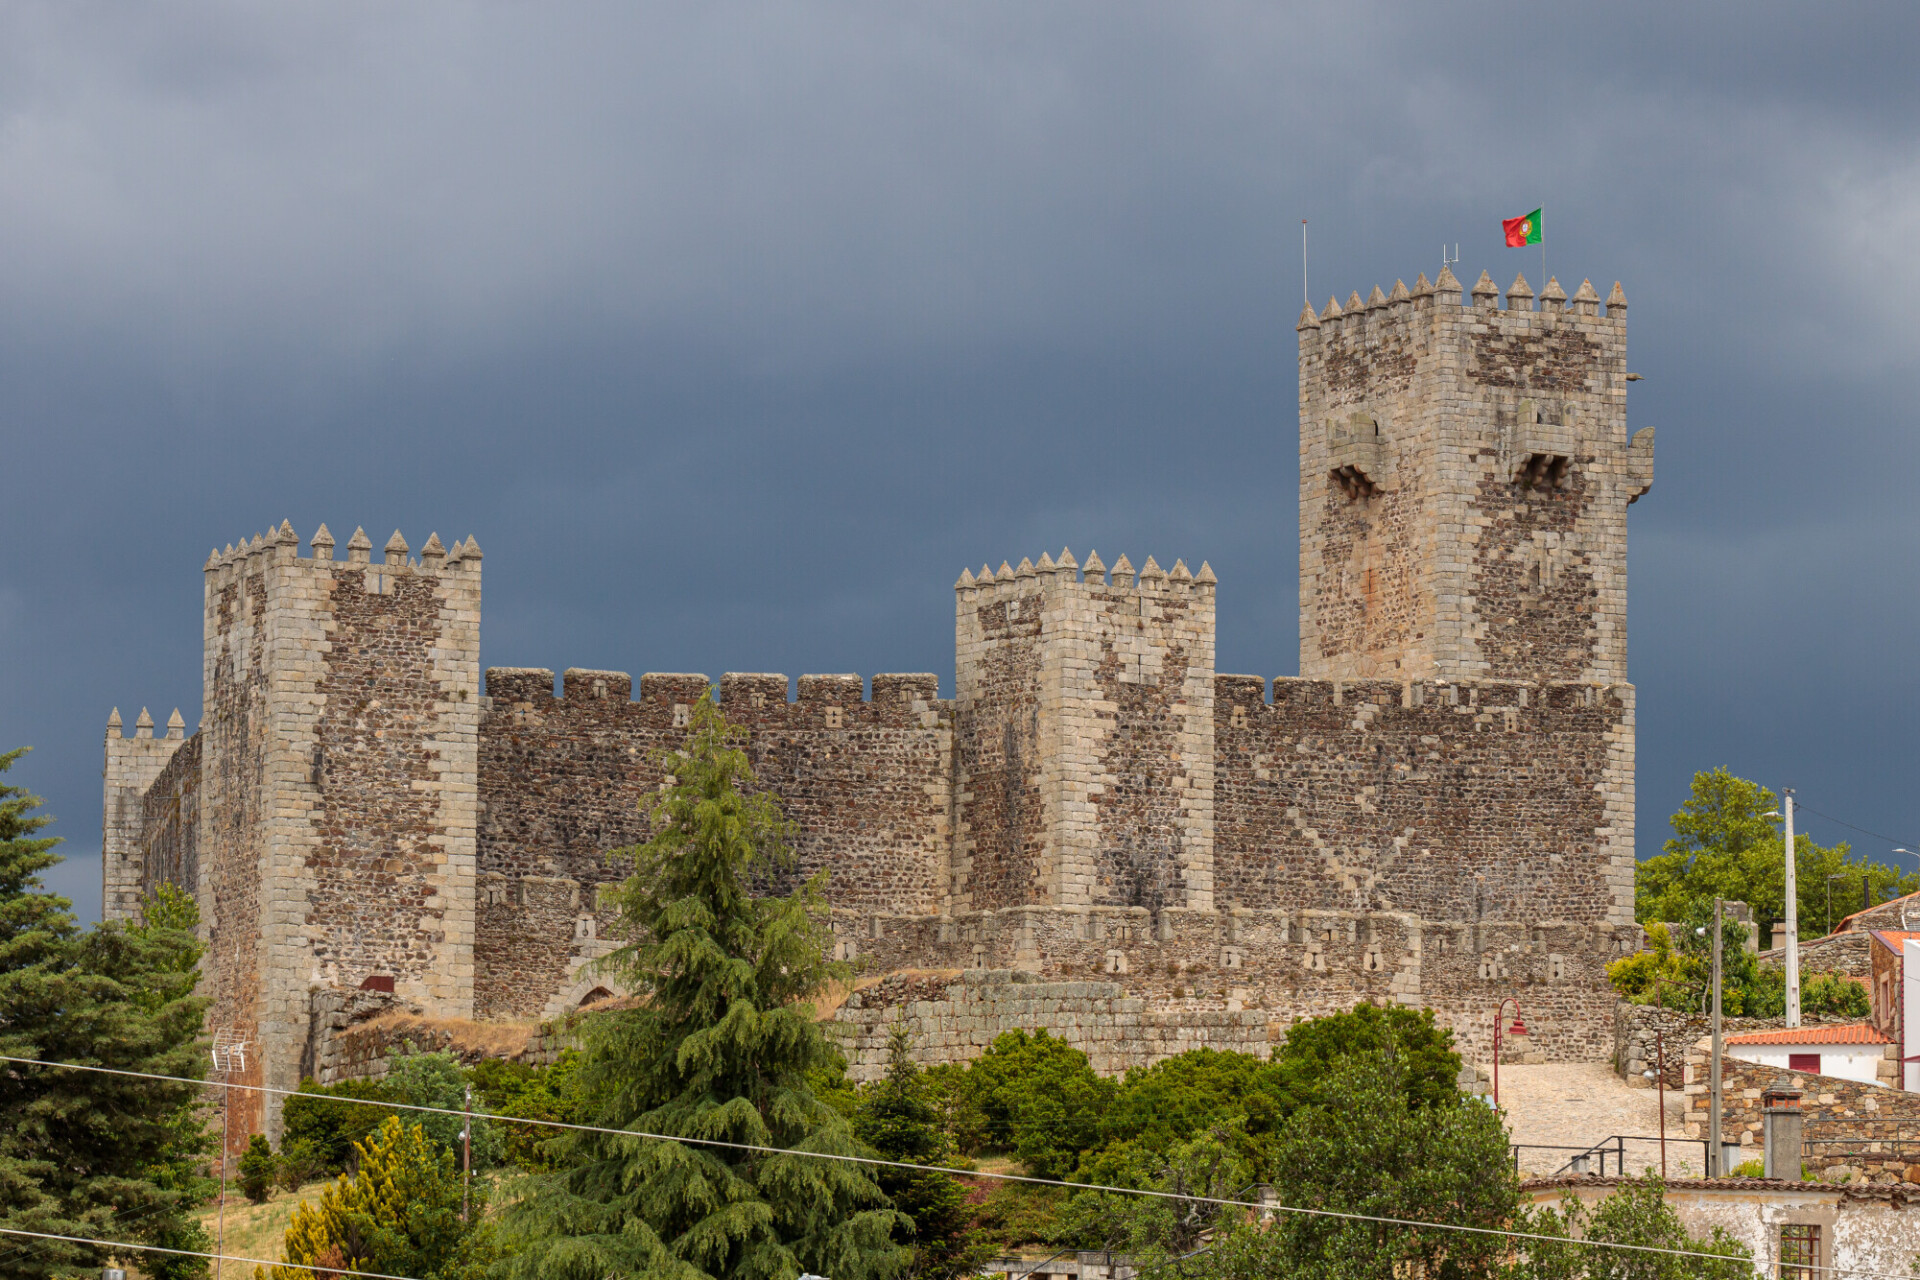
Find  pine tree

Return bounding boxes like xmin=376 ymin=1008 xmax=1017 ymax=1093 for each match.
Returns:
xmin=854 ymin=1025 xmax=988 ymax=1280
xmin=498 ymin=692 xmax=909 ymax=1280
xmin=238 ymin=1134 xmax=278 ymax=1204
xmin=0 ymin=749 xmax=214 ymax=1280
xmin=271 ymin=1116 xmax=491 ymax=1280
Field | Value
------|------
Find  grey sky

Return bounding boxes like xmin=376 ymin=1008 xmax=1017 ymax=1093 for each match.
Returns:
xmin=4 ymin=2 xmax=1917 ymax=918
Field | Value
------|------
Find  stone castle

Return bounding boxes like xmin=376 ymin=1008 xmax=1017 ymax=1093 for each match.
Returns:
xmin=102 ymin=265 xmax=1654 ymax=1135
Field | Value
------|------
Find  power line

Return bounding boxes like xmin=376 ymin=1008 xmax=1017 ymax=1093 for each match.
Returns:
xmin=0 ymin=1227 xmax=424 ymax=1280
xmin=0 ymin=1055 xmax=1897 ymax=1278
xmin=1793 ymin=802 xmax=1920 ymax=858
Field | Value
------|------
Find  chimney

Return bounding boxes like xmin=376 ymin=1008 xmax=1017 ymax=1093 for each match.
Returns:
xmin=1763 ymin=1086 xmax=1804 ymax=1180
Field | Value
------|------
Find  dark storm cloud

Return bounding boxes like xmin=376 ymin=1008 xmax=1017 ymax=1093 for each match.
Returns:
xmin=3 ymin=2 xmax=1917 ymax=915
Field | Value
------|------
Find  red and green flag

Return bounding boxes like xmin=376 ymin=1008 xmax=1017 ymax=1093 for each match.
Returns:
xmin=1503 ymin=209 xmax=1542 ymax=247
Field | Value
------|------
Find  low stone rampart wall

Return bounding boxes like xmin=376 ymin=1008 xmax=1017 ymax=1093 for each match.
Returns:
xmin=827 ymin=969 xmax=1272 ymax=1081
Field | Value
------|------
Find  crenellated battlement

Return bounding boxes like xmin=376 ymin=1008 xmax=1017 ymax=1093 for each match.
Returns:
xmin=203 ymin=521 xmax=482 ymax=583
xmin=954 ymin=547 xmax=1217 ymax=601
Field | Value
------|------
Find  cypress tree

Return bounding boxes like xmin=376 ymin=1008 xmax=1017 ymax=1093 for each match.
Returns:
xmin=499 ymin=693 xmax=908 ymax=1280
xmin=0 ymin=748 xmax=213 ymax=1280
xmin=853 ymin=1025 xmax=987 ymax=1280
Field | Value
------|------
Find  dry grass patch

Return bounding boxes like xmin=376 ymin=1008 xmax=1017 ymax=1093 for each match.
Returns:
xmin=343 ymin=1013 xmax=541 ymax=1060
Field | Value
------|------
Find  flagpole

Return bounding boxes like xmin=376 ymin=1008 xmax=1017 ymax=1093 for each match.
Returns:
xmin=1540 ymin=205 xmax=1546 ymax=294
xmin=1302 ymin=219 xmax=1309 ymax=308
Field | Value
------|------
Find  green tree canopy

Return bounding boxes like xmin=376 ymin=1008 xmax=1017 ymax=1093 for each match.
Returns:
xmin=1511 ymin=1174 xmax=1749 ymax=1279
xmin=853 ymin=1025 xmax=989 ymax=1280
xmin=1638 ymin=769 xmax=1916 ymax=941
xmin=0 ymin=750 xmax=214 ymax=1280
xmin=961 ymin=1029 xmax=1115 ymax=1179
xmin=496 ymin=691 xmax=907 ymax=1280
xmin=1203 ymin=1043 xmax=1515 ymax=1280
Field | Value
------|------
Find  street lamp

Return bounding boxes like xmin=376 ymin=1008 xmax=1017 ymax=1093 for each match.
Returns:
xmin=1644 ymin=976 xmax=1687 ymax=1179
xmin=1763 ymin=797 xmax=1800 ymax=1028
xmin=1491 ymin=998 xmax=1529 ymax=1110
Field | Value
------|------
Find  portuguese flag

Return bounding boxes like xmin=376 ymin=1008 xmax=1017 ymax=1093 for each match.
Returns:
xmin=1503 ymin=209 xmax=1542 ymax=247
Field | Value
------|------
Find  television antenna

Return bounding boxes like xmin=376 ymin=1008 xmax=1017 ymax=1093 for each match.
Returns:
xmin=208 ymin=1027 xmax=250 ymax=1280
xmin=1442 ymin=243 xmax=1460 ymax=275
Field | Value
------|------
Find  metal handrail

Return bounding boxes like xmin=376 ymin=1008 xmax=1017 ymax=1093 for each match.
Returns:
xmin=1507 ymin=1134 xmax=1710 ymax=1178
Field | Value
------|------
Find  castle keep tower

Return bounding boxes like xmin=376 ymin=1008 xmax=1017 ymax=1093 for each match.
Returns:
xmin=1297 ymin=269 xmax=1654 ymax=683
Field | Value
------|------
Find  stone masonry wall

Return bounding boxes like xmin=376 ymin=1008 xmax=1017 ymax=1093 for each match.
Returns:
xmin=1297 ymin=268 xmax=1649 ymax=687
xmin=828 ymin=969 xmax=1270 ymax=1082
xmin=137 ymin=730 xmax=200 ymax=903
xmin=101 ymin=708 xmax=189 ymax=921
xmin=1684 ymin=1043 xmax=1920 ymax=1182
xmin=473 ymin=667 xmax=951 ymax=1020
xmin=1214 ymin=674 xmax=1630 ymax=924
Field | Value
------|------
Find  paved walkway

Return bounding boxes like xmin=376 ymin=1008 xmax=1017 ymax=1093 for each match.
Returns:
xmin=1480 ymin=1062 xmax=1696 ymax=1178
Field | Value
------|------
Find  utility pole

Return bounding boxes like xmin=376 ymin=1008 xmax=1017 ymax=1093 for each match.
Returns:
xmin=463 ymin=1084 xmax=473 ymax=1221
xmin=1710 ymin=898 xmax=1725 ymax=1176
xmin=1785 ymin=789 xmax=1801 ymax=1027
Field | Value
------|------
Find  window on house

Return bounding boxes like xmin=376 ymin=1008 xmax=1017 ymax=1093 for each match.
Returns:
xmin=1779 ymin=1223 xmax=1819 ymax=1280
xmin=1788 ymin=1053 xmax=1821 ymax=1074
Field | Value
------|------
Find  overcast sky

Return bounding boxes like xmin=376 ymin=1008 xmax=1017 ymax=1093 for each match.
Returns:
xmin=5 ymin=2 xmax=1916 ymax=921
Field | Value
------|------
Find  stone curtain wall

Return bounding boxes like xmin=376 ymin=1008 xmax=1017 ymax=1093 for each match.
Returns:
xmin=1684 ymin=1045 xmax=1919 ymax=1181
xmin=473 ymin=666 xmax=951 ymax=1020
xmin=1297 ymin=268 xmax=1648 ymax=687
xmin=1213 ymin=675 xmax=1630 ymax=923
xmin=827 ymin=969 xmax=1270 ymax=1082
xmin=137 ymin=731 xmax=200 ymax=904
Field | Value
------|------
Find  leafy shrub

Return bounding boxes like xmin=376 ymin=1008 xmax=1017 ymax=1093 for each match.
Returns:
xmin=276 ymin=1136 xmax=326 ymax=1192
xmin=965 ymin=1029 xmax=1115 ymax=1178
xmin=1803 ymin=970 xmax=1870 ymax=1018
xmin=470 ymin=1051 xmax=585 ymax=1173
xmin=236 ymin=1133 xmax=277 ymax=1203
xmin=281 ymin=1077 xmax=398 ymax=1174
xmin=267 ymin=1117 xmax=495 ymax=1280
xmin=384 ymin=1048 xmax=503 ymax=1169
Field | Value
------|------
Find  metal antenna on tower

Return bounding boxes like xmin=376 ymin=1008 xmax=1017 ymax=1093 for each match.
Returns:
xmin=1442 ymin=243 xmax=1460 ymax=275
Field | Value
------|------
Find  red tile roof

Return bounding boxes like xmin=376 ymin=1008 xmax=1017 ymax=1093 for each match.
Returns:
xmin=1872 ymin=930 xmax=1920 ymax=952
xmin=1724 ymin=1023 xmax=1890 ymax=1046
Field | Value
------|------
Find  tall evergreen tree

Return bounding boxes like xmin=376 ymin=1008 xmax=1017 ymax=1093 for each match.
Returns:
xmin=0 ymin=749 xmax=213 ymax=1280
xmin=853 ymin=1025 xmax=988 ymax=1280
xmin=498 ymin=693 xmax=908 ymax=1280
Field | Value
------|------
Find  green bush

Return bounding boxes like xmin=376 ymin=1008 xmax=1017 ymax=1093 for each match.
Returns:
xmin=964 ymin=1029 xmax=1115 ymax=1179
xmin=276 ymin=1136 xmax=325 ymax=1192
xmin=470 ymin=1051 xmax=586 ymax=1173
xmin=281 ymin=1077 xmax=398 ymax=1174
xmin=236 ymin=1133 xmax=277 ymax=1204
xmin=1803 ymin=970 xmax=1870 ymax=1018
